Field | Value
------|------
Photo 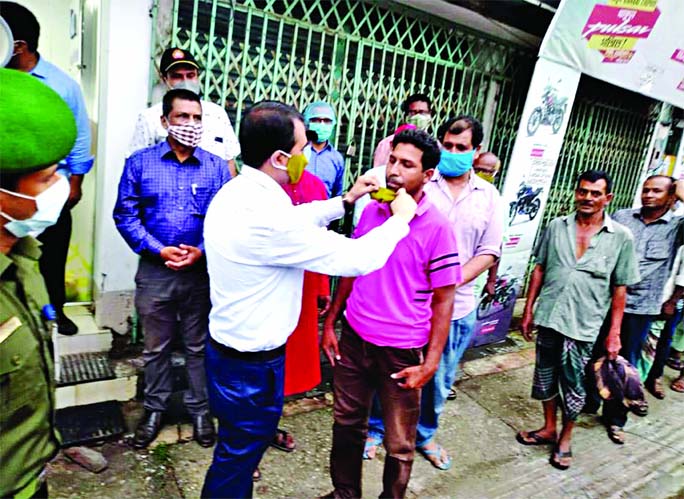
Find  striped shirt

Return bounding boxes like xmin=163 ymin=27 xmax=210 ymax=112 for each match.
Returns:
xmin=345 ymin=194 xmax=461 ymax=348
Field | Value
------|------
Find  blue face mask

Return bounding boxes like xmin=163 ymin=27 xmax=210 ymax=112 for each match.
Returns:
xmin=437 ymin=149 xmax=475 ymax=178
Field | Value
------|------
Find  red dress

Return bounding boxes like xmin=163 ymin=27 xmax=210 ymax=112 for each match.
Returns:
xmin=281 ymin=171 xmax=330 ymax=396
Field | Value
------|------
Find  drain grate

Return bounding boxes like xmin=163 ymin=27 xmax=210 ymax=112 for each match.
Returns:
xmin=56 ymin=400 xmax=126 ymax=447
xmin=57 ymin=352 xmax=116 ymax=386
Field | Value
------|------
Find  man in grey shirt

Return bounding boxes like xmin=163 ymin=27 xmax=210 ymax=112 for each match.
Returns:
xmin=517 ymin=170 xmax=639 ymax=470
xmin=611 ymin=175 xmax=681 ymax=370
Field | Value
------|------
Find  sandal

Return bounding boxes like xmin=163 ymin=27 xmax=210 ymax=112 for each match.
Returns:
xmin=549 ymin=445 xmax=572 ymax=471
xmin=631 ymin=399 xmax=649 ymax=417
xmin=607 ymin=425 xmax=625 ymax=445
xmin=417 ymin=442 xmax=452 ymax=471
xmin=672 ymin=376 xmax=684 ymax=393
xmin=363 ymin=434 xmax=382 ymax=460
xmin=270 ymin=428 xmax=296 ymax=452
xmin=252 ymin=467 xmax=261 ymax=482
xmin=515 ymin=430 xmax=556 ymax=446
xmin=447 ymin=387 xmax=458 ymax=401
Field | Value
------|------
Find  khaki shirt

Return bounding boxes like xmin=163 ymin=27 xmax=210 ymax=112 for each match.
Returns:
xmin=534 ymin=212 xmax=640 ymax=342
xmin=0 ymin=238 xmax=60 ymax=497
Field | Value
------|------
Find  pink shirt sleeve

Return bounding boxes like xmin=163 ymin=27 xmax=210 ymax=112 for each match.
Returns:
xmin=428 ymin=221 xmax=462 ymax=288
xmin=474 ymin=191 xmax=504 ymax=258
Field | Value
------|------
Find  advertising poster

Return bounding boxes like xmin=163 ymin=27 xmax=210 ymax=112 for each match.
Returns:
xmin=471 ymin=58 xmax=581 ymax=346
xmin=539 ymin=0 xmax=684 ymax=108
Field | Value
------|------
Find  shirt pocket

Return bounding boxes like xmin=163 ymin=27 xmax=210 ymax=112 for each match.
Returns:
xmin=645 ymin=240 xmax=671 ymax=261
xmin=0 ymin=324 xmax=44 ymax=421
xmin=190 ymin=186 xmax=213 ymax=216
xmin=576 ymin=255 xmax=609 ymax=279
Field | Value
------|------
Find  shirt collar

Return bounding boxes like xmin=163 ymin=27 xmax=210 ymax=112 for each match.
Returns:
xmin=376 ymin=191 xmax=431 ymax=218
xmin=430 ymin=169 xmax=482 ymax=197
xmin=563 ymin=211 xmax=615 ymax=233
xmin=306 ymin=142 xmax=333 ymax=154
xmin=0 ymin=237 xmax=42 ymax=277
xmin=240 ymin=165 xmax=292 ymax=203
xmin=29 ymin=54 xmax=49 ymax=80
xmin=633 ymin=207 xmax=673 ymax=223
xmin=160 ymin=140 xmax=201 ymax=165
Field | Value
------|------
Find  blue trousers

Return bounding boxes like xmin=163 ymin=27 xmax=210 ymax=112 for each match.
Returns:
xmin=201 ymin=341 xmax=285 ymax=499
xmin=620 ymin=313 xmax=656 ymax=368
xmin=367 ymin=310 xmax=476 ymax=447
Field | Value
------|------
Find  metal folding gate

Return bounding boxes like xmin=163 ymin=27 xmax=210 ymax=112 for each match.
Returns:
xmin=150 ymin=0 xmax=535 ymax=188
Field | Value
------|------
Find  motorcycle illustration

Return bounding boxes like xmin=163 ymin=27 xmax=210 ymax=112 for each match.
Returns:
xmin=509 ymin=182 xmax=542 ymax=225
xmin=477 ymin=275 xmax=519 ymax=319
xmin=526 ymin=82 xmax=567 ymax=136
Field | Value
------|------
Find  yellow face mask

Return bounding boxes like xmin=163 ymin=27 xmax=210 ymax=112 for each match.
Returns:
xmin=370 ymin=187 xmax=397 ymax=203
xmin=272 ymin=150 xmax=308 ymax=184
xmin=476 ymin=171 xmax=496 ymax=183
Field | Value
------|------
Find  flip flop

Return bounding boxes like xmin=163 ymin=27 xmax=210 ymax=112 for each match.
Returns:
xmin=447 ymin=387 xmax=458 ymax=401
xmin=363 ymin=434 xmax=383 ymax=460
xmin=418 ymin=443 xmax=452 ymax=471
xmin=671 ymin=376 xmax=684 ymax=393
xmin=270 ymin=428 xmax=296 ymax=452
xmin=515 ymin=430 xmax=556 ymax=446
xmin=607 ymin=425 xmax=625 ymax=445
xmin=549 ymin=445 xmax=572 ymax=471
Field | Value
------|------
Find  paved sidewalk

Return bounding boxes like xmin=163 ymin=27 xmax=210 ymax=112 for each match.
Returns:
xmin=47 ymin=345 xmax=684 ymax=498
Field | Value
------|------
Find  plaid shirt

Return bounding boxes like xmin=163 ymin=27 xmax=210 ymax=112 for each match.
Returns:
xmin=612 ymin=209 xmax=683 ymax=315
xmin=113 ymin=141 xmax=230 ymax=256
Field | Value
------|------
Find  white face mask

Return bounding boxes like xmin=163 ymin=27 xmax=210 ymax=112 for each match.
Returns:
xmin=0 ymin=174 xmax=70 ymax=238
xmin=171 ymin=80 xmax=201 ymax=95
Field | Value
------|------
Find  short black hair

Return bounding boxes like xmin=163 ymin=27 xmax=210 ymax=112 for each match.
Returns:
xmin=576 ymin=170 xmax=613 ymax=194
xmin=401 ymin=93 xmax=432 ymax=114
xmin=437 ymin=115 xmax=484 ymax=148
xmin=0 ymin=2 xmax=40 ymax=52
xmin=391 ymin=129 xmax=441 ymax=171
xmin=162 ymin=88 xmax=201 ymax=117
xmin=239 ymin=101 xmax=304 ymax=168
xmin=645 ymin=174 xmax=676 ymax=195
xmin=0 ymin=171 xmax=21 ymax=190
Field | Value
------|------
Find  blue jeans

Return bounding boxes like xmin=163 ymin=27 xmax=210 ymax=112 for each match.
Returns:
xmin=367 ymin=310 xmax=477 ymax=447
xmin=620 ymin=313 xmax=656 ymax=368
xmin=201 ymin=341 xmax=285 ymax=499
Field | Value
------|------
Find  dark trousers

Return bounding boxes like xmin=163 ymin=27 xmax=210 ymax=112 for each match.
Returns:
xmin=201 ymin=340 xmax=285 ymax=499
xmin=620 ymin=313 xmax=656 ymax=368
xmin=330 ymin=322 xmax=422 ymax=499
xmin=37 ymin=207 xmax=71 ymax=311
xmin=585 ymin=322 xmax=628 ymax=427
xmin=647 ymin=309 xmax=683 ymax=381
xmin=134 ymin=259 xmax=210 ymax=416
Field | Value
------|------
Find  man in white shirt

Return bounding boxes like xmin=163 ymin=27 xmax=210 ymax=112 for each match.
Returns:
xmin=201 ymin=101 xmax=418 ymax=498
xmin=128 ymin=47 xmax=240 ymax=177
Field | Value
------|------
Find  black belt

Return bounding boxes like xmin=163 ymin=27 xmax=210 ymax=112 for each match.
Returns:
xmin=209 ymin=336 xmax=285 ymax=362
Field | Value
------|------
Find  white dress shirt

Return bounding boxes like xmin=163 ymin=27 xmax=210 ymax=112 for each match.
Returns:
xmin=127 ymin=100 xmax=240 ymax=160
xmin=204 ymin=166 xmax=410 ymax=352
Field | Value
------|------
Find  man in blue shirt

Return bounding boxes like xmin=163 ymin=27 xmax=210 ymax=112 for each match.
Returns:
xmin=302 ymin=101 xmax=345 ymax=197
xmin=114 ymin=89 xmax=230 ymax=449
xmin=1 ymin=2 xmax=94 ymax=336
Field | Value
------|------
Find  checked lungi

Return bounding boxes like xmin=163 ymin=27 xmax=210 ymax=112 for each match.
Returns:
xmin=532 ymin=326 xmax=594 ymax=421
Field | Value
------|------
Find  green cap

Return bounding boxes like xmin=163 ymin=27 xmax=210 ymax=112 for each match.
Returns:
xmin=0 ymin=68 xmax=77 ymax=173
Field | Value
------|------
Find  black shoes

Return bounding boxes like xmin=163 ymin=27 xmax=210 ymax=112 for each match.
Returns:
xmin=132 ymin=411 xmax=163 ymax=449
xmin=193 ymin=413 xmax=216 ymax=447
xmin=57 ymin=311 xmax=78 ymax=336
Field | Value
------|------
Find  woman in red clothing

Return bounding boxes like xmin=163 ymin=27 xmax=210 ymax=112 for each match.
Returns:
xmin=253 ymin=169 xmax=330 ymax=481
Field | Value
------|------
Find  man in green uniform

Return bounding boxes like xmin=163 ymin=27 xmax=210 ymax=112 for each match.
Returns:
xmin=0 ymin=68 xmax=76 ymax=498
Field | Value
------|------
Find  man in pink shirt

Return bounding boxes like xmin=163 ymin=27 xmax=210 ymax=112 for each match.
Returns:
xmin=321 ymin=129 xmax=460 ymax=498
xmin=372 ymin=94 xmax=433 ymax=168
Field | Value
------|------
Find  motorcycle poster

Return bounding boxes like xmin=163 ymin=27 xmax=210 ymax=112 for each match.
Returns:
xmin=471 ymin=58 xmax=581 ymax=347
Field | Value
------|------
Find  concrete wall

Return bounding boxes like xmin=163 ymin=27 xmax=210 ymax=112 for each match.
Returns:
xmin=92 ymin=0 xmax=152 ymax=333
